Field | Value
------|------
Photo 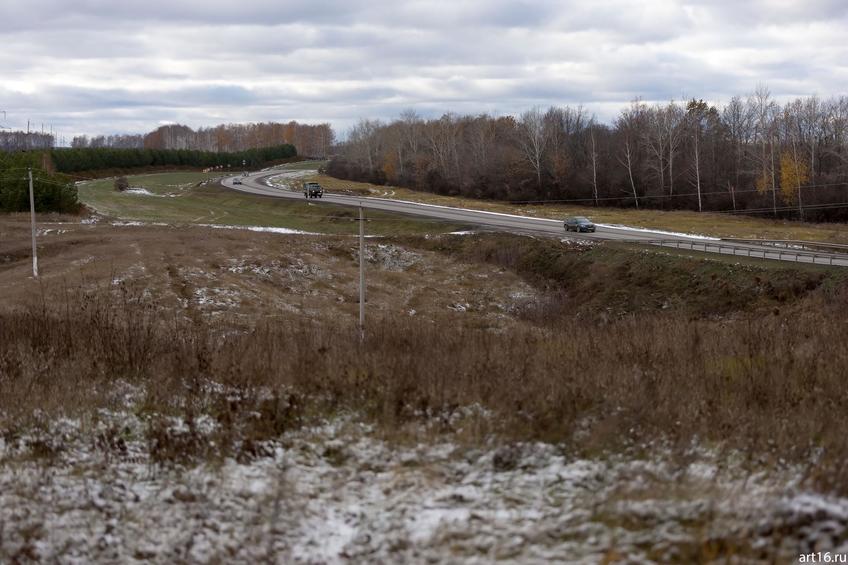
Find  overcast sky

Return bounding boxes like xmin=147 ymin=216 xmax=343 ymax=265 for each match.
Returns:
xmin=1 ymin=0 xmax=846 ymax=141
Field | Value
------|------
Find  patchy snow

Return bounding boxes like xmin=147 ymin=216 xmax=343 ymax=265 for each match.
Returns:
xmin=266 ymin=170 xmax=315 ymax=190
xmin=124 ymin=187 xmax=160 ymax=196
xmin=224 ymin=257 xmax=330 ymax=281
xmin=595 ymin=223 xmax=720 ymax=240
xmin=36 ymin=228 xmax=69 ymax=236
xmin=198 ymin=223 xmax=319 ymax=235
xmin=111 ymin=221 xmax=170 ymax=227
xmin=2 ymin=415 xmax=847 ymax=563
xmin=227 ymin=260 xmax=276 ymax=278
xmin=367 ymin=188 xmax=397 ymax=197
xmin=560 ymin=237 xmax=598 ymax=247
xmin=361 ymin=243 xmax=421 ymax=271
xmin=193 ymin=287 xmax=242 ymax=308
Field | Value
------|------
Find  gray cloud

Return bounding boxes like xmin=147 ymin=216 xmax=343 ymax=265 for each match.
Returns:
xmin=1 ymin=0 xmax=846 ymax=140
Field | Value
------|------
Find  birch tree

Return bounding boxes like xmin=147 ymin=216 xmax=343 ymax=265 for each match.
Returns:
xmin=517 ymin=107 xmax=549 ymax=187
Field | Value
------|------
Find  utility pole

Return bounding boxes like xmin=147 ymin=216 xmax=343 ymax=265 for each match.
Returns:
xmin=28 ymin=168 xmax=38 ymax=277
xmin=358 ymin=205 xmax=365 ymax=339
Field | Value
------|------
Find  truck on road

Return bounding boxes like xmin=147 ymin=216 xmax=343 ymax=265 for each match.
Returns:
xmin=304 ymin=181 xmax=324 ymax=199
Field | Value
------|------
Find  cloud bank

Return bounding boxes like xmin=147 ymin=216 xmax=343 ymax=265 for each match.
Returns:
xmin=1 ymin=0 xmax=846 ymax=140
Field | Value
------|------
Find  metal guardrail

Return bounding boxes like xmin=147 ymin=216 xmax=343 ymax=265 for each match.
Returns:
xmin=643 ymin=239 xmax=846 ymax=267
xmin=720 ymin=238 xmax=848 ymax=253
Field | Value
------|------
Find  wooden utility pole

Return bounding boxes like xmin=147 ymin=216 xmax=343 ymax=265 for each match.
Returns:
xmin=358 ymin=205 xmax=365 ymax=338
xmin=28 ymin=168 xmax=38 ymax=277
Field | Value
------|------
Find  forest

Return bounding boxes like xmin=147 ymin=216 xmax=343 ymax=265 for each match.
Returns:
xmin=49 ymin=144 xmax=297 ymax=174
xmin=0 ymin=151 xmax=78 ymax=214
xmin=70 ymin=121 xmax=334 ymax=159
xmin=329 ymin=89 xmax=848 ymax=222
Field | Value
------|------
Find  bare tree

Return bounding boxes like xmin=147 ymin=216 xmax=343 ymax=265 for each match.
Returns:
xmin=348 ymin=119 xmax=383 ymax=172
xmin=619 ymin=138 xmax=639 ymax=209
xmin=517 ymin=107 xmax=549 ymax=187
xmin=749 ymin=85 xmax=780 ymax=216
xmin=664 ymin=102 xmax=684 ymax=196
xmin=722 ymin=95 xmax=753 ymax=199
xmin=324 ymin=91 xmax=848 ymax=222
xmin=589 ymin=124 xmax=599 ymax=206
xmin=616 ymin=101 xmax=646 ymax=208
xmin=643 ymin=105 xmax=668 ymax=195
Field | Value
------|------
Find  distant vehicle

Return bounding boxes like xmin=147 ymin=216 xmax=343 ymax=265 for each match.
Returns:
xmin=233 ymin=178 xmax=242 ymax=185
xmin=303 ymin=181 xmax=323 ymax=199
xmin=564 ymin=216 xmax=596 ymax=233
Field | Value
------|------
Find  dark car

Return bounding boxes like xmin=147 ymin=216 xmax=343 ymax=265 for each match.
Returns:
xmin=233 ymin=178 xmax=242 ymax=185
xmin=303 ymin=182 xmax=324 ymax=198
xmin=564 ymin=216 xmax=596 ymax=233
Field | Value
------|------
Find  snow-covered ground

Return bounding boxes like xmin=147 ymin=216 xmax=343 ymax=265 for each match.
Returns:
xmin=2 ymin=410 xmax=846 ymax=563
xmin=266 ymin=170 xmax=314 ymax=190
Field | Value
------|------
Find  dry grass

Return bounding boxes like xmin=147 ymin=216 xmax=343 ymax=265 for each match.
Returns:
xmin=2 ymin=281 xmax=848 ymax=494
xmin=0 ymin=223 xmax=533 ymax=334
xmin=76 ymin=171 xmax=460 ymax=235
xmin=4 ymin=213 xmax=848 ymax=496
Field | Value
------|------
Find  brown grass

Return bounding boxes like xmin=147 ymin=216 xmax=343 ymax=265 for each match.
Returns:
xmin=0 ymin=216 xmax=535 ymax=329
xmin=3 ymin=215 xmax=848 ymax=495
xmin=2 ymin=278 xmax=848 ymax=493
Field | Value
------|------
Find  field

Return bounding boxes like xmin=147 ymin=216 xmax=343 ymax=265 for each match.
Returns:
xmin=3 ymin=204 xmax=848 ymax=561
xmin=77 ymin=170 xmax=462 ymax=236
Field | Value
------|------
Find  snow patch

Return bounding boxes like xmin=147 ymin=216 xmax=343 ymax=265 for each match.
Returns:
xmin=36 ymin=228 xmax=68 ymax=236
xmin=198 ymin=223 xmax=319 ymax=235
xmin=265 ymin=170 xmax=315 ymax=190
xmin=362 ymin=244 xmax=421 ymax=271
xmin=595 ymin=223 xmax=719 ymax=240
xmin=124 ymin=187 xmax=159 ymax=196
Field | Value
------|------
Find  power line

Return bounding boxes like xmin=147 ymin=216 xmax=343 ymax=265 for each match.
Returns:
xmin=507 ymin=180 xmax=848 ymax=205
xmin=715 ymin=200 xmax=848 ymax=215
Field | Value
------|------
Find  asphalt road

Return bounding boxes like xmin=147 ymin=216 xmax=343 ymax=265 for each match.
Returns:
xmin=222 ymin=171 xmax=848 ymax=268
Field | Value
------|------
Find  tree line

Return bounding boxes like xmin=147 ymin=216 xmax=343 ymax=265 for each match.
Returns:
xmin=0 ymin=151 xmax=78 ymax=214
xmin=71 ymin=121 xmax=335 ymax=159
xmin=0 ymin=132 xmax=55 ymax=152
xmin=329 ymin=89 xmax=848 ymax=222
xmin=50 ymin=144 xmax=297 ymax=174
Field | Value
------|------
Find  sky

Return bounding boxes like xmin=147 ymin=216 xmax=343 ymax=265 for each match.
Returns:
xmin=1 ymin=0 xmax=847 ymax=141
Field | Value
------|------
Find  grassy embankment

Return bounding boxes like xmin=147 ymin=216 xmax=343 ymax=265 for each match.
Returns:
xmin=77 ymin=170 xmax=462 ymax=236
xmin=313 ymin=167 xmax=848 ymax=243
xmin=3 ymin=215 xmax=848 ymax=492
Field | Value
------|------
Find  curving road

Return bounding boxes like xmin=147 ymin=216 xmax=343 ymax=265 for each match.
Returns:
xmin=222 ymin=170 xmax=848 ymax=268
